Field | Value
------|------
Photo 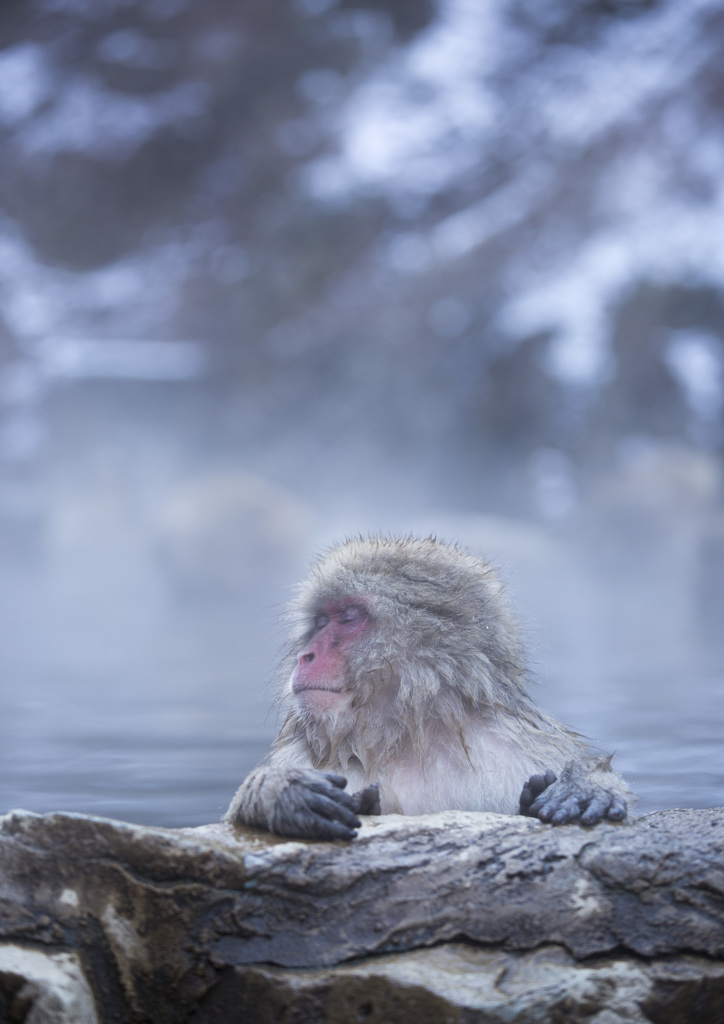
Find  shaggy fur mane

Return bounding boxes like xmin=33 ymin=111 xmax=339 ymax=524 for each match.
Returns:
xmin=274 ymin=535 xmax=567 ymax=778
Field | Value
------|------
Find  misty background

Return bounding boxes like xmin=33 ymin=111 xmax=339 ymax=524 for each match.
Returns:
xmin=0 ymin=0 xmax=723 ymax=826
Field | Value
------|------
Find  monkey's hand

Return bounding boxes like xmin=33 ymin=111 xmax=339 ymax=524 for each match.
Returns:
xmin=519 ymin=756 xmax=629 ymax=825
xmin=519 ymin=770 xmax=558 ymax=816
xmin=352 ymin=782 xmax=381 ymax=816
xmin=225 ymin=766 xmax=362 ymax=841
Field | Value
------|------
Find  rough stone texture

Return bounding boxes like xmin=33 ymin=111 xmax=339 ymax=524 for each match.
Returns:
xmin=0 ymin=945 xmax=98 ymax=1024
xmin=1 ymin=807 xmax=723 ymax=1022
xmin=191 ymin=945 xmax=724 ymax=1024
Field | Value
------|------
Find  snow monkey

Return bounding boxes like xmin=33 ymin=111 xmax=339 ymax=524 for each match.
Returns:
xmin=225 ymin=535 xmax=631 ymax=839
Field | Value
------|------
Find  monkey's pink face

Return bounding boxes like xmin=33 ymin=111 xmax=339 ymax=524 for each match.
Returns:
xmin=290 ymin=601 xmax=370 ymax=714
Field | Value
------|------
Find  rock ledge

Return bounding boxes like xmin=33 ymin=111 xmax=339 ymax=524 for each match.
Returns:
xmin=1 ymin=807 xmax=723 ymax=1022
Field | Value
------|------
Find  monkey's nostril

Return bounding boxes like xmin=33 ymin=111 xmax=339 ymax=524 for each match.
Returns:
xmin=300 ymin=651 xmax=315 ymax=665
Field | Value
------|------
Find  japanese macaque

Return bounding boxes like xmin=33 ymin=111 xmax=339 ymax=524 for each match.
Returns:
xmin=226 ymin=536 xmax=631 ymax=840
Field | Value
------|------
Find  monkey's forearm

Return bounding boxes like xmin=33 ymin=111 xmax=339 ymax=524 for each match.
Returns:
xmin=225 ymin=765 xmax=364 ymax=840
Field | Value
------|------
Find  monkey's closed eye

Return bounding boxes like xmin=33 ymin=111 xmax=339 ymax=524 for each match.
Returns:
xmin=339 ymin=605 xmax=365 ymax=623
xmin=313 ymin=613 xmax=330 ymax=632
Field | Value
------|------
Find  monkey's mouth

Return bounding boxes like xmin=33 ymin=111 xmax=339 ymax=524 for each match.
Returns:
xmin=292 ymin=679 xmax=344 ymax=695
xmin=291 ymin=678 xmax=349 ymax=715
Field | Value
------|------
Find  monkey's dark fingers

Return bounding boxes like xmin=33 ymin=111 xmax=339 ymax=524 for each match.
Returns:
xmin=293 ymin=813 xmax=359 ymax=842
xmin=528 ymin=782 xmax=577 ymax=823
xmin=519 ymin=771 xmax=558 ymax=816
xmin=579 ymin=793 xmax=628 ymax=825
xmin=535 ymin=788 xmax=628 ymax=826
xmin=519 ymin=784 xmax=535 ymax=816
xmin=304 ymin=790 xmax=362 ymax=831
xmin=605 ymin=797 xmax=627 ymax=821
xmin=532 ymin=793 xmax=581 ymax=824
xmin=354 ymin=783 xmax=381 ymax=816
xmin=304 ymin=775 xmax=360 ymax=814
xmin=580 ymin=795 xmax=611 ymax=825
xmin=322 ymin=772 xmax=349 ymax=789
xmin=316 ymin=819 xmax=360 ymax=841
xmin=528 ymin=774 xmax=547 ymax=797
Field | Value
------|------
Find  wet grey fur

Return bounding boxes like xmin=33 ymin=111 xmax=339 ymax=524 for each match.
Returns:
xmin=225 ymin=536 xmax=631 ymax=839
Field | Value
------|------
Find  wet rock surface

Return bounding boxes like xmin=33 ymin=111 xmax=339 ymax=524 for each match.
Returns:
xmin=1 ymin=807 xmax=723 ymax=1023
